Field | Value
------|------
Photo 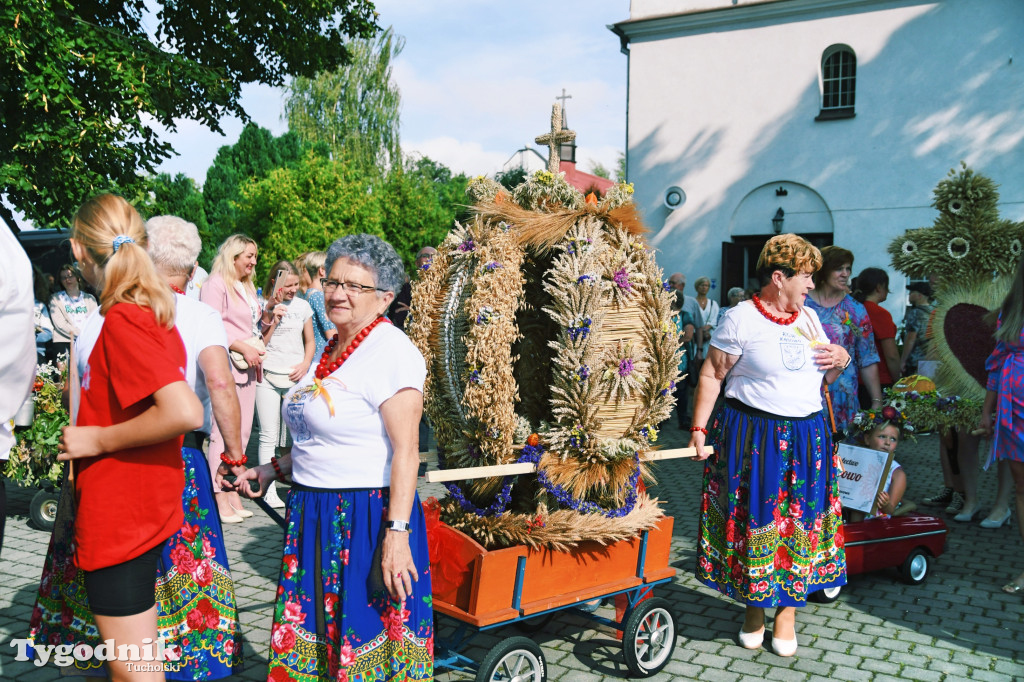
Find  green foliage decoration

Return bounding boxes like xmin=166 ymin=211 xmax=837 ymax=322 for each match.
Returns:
xmin=5 ymin=361 xmax=67 ymax=488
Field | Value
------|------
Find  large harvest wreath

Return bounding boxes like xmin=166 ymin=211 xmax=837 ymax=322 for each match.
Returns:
xmin=409 ymin=173 xmax=682 ymax=550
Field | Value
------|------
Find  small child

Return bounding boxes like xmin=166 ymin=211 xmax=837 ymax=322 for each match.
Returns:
xmin=846 ymin=407 xmax=915 ymax=522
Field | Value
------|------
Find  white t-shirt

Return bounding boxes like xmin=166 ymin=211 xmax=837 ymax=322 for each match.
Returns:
xmin=0 ymin=227 xmax=37 ymax=458
xmin=185 ymin=265 xmax=209 ymax=300
xmin=263 ymin=297 xmax=313 ymax=375
xmin=711 ymin=301 xmax=829 ymax=417
xmin=74 ymin=295 xmax=228 ymax=433
xmin=284 ymin=324 xmax=426 ymax=488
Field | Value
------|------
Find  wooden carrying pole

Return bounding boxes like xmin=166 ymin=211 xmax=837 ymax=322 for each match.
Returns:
xmin=421 ymin=446 xmax=711 ymax=484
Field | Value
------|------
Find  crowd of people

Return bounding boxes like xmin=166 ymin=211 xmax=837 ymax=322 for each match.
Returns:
xmin=0 ymin=195 xmax=1021 ymax=676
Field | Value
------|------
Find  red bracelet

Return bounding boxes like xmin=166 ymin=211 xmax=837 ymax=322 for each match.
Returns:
xmin=220 ymin=452 xmax=247 ymax=467
xmin=689 ymin=426 xmax=708 ymax=435
xmin=270 ymin=457 xmax=286 ymax=481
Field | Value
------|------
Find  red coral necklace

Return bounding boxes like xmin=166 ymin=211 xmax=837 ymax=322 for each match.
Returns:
xmin=170 ymin=284 xmax=186 ymax=295
xmin=752 ymin=294 xmax=800 ymax=325
xmin=315 ymin=316 xmax=390 ymax=379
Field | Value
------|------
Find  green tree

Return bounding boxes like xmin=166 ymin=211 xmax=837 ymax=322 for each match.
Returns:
xmin=135 ymin=173 xmax=210 ymax=241
xmin=616 ymin=152 xmax=627 ymax=183
xmin=495 ymin=166 xmax=528 ymax=192
xmin=381 ymin=156 xmax=469 ymax=269
xmin=589 ymin=161 xmax=610 ymax=179
xmin=233 ymin=150 xmax=384 ymax=283
xmin=202 ymin=123 xmax=315 ymax=263
xmin=285 ymin=26 xmax=403 ymax=174
xmin=0 ymin=0 xmax=379 ymax=232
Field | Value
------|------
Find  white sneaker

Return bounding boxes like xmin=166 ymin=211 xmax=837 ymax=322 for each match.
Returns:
xmin=264 ymin=487 xmax=286 ymax=509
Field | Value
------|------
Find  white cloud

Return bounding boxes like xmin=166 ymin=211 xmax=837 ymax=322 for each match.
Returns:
xmin=405 ymin=137 xmax=508 ymax=176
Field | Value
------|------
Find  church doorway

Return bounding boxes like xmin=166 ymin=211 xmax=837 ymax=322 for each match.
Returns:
xmin=720 ymin=233 xmax=833 ymax=303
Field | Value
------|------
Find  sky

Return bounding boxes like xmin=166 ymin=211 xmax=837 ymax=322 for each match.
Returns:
xmin=156 ymin=1 xmax=632 ymax=184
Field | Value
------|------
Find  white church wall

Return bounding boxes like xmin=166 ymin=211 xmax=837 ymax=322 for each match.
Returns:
xmin=619 ymin=0 xmax=1024 ymax=316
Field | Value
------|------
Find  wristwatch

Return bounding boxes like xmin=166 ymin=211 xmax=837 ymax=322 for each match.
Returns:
xmin=385 ymin=520 xmax=410 ymax=533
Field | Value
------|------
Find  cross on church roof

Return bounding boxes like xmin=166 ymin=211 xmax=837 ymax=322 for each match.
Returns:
xmin=535 ymin=103 xmax=576 ymax=173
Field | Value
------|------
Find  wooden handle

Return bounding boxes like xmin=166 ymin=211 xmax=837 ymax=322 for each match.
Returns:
xmin=421 ymin=446 xmax=711 ymax=483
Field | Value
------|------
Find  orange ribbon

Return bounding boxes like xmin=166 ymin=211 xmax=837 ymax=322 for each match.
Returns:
xmin=311 ymin=377 xmax=338 ymax=417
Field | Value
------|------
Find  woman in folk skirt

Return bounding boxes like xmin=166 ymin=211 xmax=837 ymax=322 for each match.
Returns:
xmin=239 ymin=234 xmax=432 ymax=682
xmin=689 ymin=234 xmax=849 ymax=657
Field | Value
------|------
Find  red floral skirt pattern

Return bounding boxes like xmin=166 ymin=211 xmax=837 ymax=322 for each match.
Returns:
xmin=696 ymin=401 xmax=847 ymax=606
xmin=267 ymin=486 xmax=433 ymax=682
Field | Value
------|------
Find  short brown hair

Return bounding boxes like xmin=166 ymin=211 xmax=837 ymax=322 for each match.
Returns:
xmin=814 ymin=246 xmax=854 ymax=288
xmin=755 ymin=234 xmax=822 ymax=287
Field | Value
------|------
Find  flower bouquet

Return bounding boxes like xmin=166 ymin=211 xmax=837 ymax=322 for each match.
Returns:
xmin=4 ymin=360 xmax=68 ymax=488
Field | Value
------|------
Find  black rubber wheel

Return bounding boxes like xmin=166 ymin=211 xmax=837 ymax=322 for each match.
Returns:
xmin=622 ymin=597 xmax=676 ymax=677
xmin=899 ymin=548 xmax=929 ymax=585
xmin=808 ymin=585 xmax=842 ymax=603
xmin=513 ymin=612 xmax=555 ymax=634
xmin=475 ymin=636 xmax=546 ymax=682
xmin=30 ymin=489 xmax=59 ymax=531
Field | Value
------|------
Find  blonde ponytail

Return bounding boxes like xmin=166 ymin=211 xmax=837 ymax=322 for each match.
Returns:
xmin=71 ymin=194 xmax=176 ymax=328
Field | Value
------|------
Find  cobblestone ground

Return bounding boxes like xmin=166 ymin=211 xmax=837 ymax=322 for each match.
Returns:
xmin=1 ymin=417 xmax=1022 ymax=680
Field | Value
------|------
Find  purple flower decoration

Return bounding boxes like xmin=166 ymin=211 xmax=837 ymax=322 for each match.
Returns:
xmin=484 ymin=261 xmax=502 ymax=271
xmin=458 ymin=239 xmax=475 ymax=252
xmin=662 ymin=280 xmax=672 ymax=292
xmin=613 ymin=268 xmax=632 ymax=290
xmin=577 ymin=274 xmax=594 ymax=285
xmin=576 ymin=365 xmax=590 ymax=382
xmin=567 ymin=317 xmax=592 ymax=341
xmin=618 ymin=358 xmax=634 ymax=377
xmin=420 ymin=262 xmax=430 ymax=271
xmin=659 ymin=380 xmax=676 ymax=397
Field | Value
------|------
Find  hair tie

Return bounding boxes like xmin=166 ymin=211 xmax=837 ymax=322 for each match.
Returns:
xmin=112 ymin=235 xmax=135 ymax=253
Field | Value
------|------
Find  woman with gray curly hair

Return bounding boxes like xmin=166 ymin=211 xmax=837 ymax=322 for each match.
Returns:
xmin=237 ymin=233 xmax=434 ymax=680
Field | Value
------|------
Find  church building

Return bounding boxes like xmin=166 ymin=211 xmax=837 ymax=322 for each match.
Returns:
xmin=611 ymin=0 xmax=1024 ymax=312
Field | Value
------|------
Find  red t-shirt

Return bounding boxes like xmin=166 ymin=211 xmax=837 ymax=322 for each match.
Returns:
xmin=74 ymin=303 xmax=187 ymax=571
xmin=864 ymin=300 xmax=897 ymax=384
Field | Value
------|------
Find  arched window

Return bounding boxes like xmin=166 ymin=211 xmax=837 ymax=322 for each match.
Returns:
xmin=817 ymin=45 xmax=856 ymax=120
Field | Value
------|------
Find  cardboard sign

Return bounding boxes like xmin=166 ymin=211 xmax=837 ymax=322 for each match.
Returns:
xmin=837 ymin=443 xmax=895 ymax=514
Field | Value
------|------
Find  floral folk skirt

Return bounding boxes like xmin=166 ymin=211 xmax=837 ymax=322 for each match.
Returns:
xmin=268 ymin=486 xmax=433 ymax=682
xmin=696 ymin=399 xmax=847 ymax=607
xmin=29 ymin=447 xmax=243 ymax=679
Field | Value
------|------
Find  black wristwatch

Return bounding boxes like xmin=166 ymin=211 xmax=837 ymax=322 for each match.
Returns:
xmin=385 ymin=520 xmax=410 ymax=533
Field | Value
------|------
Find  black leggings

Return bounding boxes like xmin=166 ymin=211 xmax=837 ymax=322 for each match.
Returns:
xmin=83 ymin=545 xmax=162 ymax=617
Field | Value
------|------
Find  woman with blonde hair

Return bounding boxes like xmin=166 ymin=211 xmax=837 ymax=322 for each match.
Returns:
xmin=50 ymin=193 xmax=204 ymax=680
xmin=200 ymin=234 xmax=263 ymax=522
xmin=690 ymin=233 xmax=848 ymax=657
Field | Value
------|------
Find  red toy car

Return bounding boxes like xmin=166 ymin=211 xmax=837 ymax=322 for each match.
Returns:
xmin=811 ymin=513 xmax=948 ymax=603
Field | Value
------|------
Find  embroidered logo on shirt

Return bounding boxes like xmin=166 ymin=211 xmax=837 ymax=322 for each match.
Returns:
xmin=779 ymin=338 xmax=806 ymax=371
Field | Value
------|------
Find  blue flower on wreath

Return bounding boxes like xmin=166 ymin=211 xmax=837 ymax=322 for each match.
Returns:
xmin=483 ymin=261 xmax=502 ymax=272
xmin=576 ymin=365 xmax=590 ymax=382
xmin=659 ymin=380 xmax=676 ymax=397
xmin=498 ymin=221 xmax=511 ymax=231
xmin=577 ymin=274 xmax=594 ymax=285
xmin=568 ymin=422 xmax=587 ymax=450
xmin=420 ymin=262 xmax=431 ymax=271
xmin=531 ymin=448 xmax=641 ymax=518
xmin=476 ymin=306 xmax=496 ymax=325
xmin=567 ymin=316 xmax=592 ymax=341
xmin=566 ymin=238 xmax=592 ymax=256
xmin=468 ymin=365 xmax=482 ymax=384
xmin=458 ymin=239 xmax=475 ymax=252
xmin=662 ymin=280 xmax=672 ymax=292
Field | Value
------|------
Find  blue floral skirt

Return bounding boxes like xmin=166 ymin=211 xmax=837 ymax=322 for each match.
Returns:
xmin=267 ymin=486 xmax=433 ymax=682
xmin=29 ymin=447 xmax=243 ymax=679
xmin=696 ymin=399 xmax=847 ymax=607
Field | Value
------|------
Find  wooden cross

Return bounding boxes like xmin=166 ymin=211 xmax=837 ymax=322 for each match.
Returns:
xmin=556 ymin=88 xmax=572 ymax=109
xmin=535 ymin=103 xmax=576 ymax=173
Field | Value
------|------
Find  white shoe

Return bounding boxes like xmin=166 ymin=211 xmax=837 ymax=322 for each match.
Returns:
xmin=264 ymin=490 xmax=286 ymax=509
xmin=738 ymin=626 xmax=764 ymax=649
xmin=771 ymin=633 xmax=798 ymax=657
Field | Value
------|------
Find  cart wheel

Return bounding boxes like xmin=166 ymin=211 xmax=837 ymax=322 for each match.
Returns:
xmin=899 ymin=548 xmax=929 ymax=585
xmin=513 ymin=613 xmax=555 ymax=634
xmin=808 ymin=585 xmax=842 ymax=603
xmin=622 ymin=597 xmax=675 ymax=677
xmin=30 ymin=489 xmax=59 ymax=531
xmin=475 ymin=636 xmax=546 ymax=682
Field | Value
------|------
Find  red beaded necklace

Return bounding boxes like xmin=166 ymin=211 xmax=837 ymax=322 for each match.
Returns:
xmin=752 ymin=294 xmax=800 ymax=325
xmin=315 ymin=316 xmax=390 ymax=379
xmin=170 ymin=284 xmax=186 ymax=295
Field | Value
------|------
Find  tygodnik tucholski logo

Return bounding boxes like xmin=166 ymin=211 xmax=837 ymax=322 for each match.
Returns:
xmin=8 ymin=636 xmax=184 ymax=672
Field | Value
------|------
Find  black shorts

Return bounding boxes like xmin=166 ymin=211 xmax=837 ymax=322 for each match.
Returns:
xmin=83 ymin=545 xmax=162 ymax=617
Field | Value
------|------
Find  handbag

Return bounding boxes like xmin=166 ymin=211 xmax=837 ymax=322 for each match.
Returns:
xmin=229 ymin=336 xmax=266 ymax=371
xmin=822 ymin=381 xmax=843 ymax=466
xmin=262 ymin=368 xmax=296 ymax=390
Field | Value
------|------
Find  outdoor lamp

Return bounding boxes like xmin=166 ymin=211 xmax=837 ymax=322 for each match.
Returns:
xmin=772 ymin=208 xmax=785 ymax=233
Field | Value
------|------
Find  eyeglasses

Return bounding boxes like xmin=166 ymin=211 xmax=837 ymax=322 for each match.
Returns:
xmin=321 ymin=278 xmax=384 ymax=295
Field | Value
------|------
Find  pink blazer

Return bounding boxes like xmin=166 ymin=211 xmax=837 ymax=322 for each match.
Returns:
xmin=200 ymin=272 xmax=258 ymax=384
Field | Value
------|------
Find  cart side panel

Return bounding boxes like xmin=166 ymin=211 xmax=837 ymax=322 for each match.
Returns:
xmin=641 ymin=517 xmax=676 ymax=582
xmin=468 ymin=545 xmax=528 ymax=616
xmin=428 ymin=523 xmax=486 ymax=612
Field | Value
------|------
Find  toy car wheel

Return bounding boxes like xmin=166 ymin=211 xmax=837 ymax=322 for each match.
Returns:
xmin=899 ymin=548 xmax=929 ymax=585
xmin=809 ymin=585 xmax=842 ymax=603
xmin=622 ymin=597 xmax=676 ymax=677
xmin=476 ymin=636 xmax=546 ymax=682
xmin=513 ymin=613 xmax=555 ymax=634
xmin=30 ymin=489 xmax=59 ymax=531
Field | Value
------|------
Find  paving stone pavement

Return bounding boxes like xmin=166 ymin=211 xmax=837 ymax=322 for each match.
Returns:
xmin=1 ymin=416 xmax=1022 ymax=680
